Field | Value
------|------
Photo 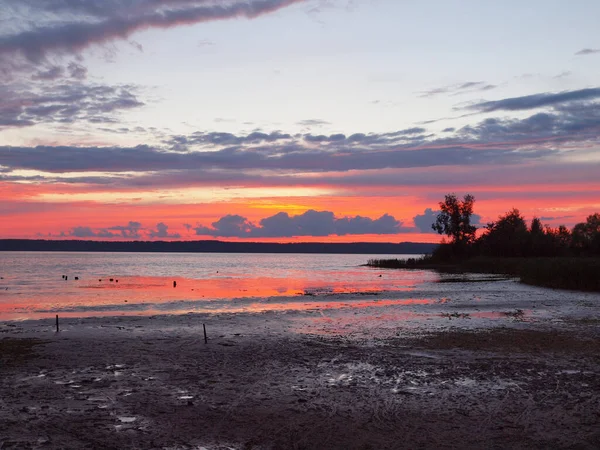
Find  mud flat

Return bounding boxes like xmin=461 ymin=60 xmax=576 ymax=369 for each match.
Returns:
xmin=1 ymin=282 xmax=600 ymax=449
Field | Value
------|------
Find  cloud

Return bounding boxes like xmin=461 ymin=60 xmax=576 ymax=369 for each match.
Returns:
xmin=165 ymin=130 xmax=292 ymax=150
xmin=413 ymin=208 xmax=439 ymax=233
xmin=413 ymin=208 xmax=482 ymax=233
xmin=297 ymin=119 xmax=331 ymax=127
xmin=191 ymin=127 xmax=431 ymax=148
xmin=195 ymin=215 xmax=258 ymax=238
xmin=108 ymin=221 xmax=143 ymax=239
xmin=69 ymin=226 xmax=117 ymax=238
xmin=1 ymin=92 xmax=599 ymax=188
xmin=0 ymin=82 xmax=143 ymax=128
xmin=31 ymin=66 xmax=64 ymax=81
xmin=70 ymin=226 xmax=98 ymax=238
xmin=465 ymin=87 xmax=600 ymax=113
xmin=420 ymin=81 xmax=496 ymax=98
xmin=0 ymin=138 xmax=555 ymax=174
xmin=539 ymin=215 xmax=574 ymax=222
xmin=0 ymin=0 xmax=306 ymax=62
xmin=68 ymin=62 xmax=88 ymax=80
xmin=553 ymin=71 xmax=571 ymax=79
xmin=575 ymin=48 xmax=600 ymax=56
xmin=66 ymin=221 xmax=181 ymax=239
xmin=148 ymin=222 xmax=181 ymax=239
xmin=194 ymin=210 xmax=410 ymax=238
xmin=457 ymin=101 xmax=600 ymax=142
xmin=198 ymin=39 xmax=216 ymax=47
xmin=29 ymin=62 xmax=88 ymax=82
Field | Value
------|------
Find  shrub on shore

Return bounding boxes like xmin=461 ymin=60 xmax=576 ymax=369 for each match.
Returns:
xmin=366 ymin=256 xmax=600 ymax=292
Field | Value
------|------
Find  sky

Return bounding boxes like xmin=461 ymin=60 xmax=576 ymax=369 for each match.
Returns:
xmin=1 ymin=0 xmax=599 ymax=242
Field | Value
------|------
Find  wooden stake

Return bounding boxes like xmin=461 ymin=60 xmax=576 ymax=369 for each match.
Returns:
xmin=56 ymin=314 xmax=59 ymax=333
xmin=203 ymin=323 xmax=207 ymax=344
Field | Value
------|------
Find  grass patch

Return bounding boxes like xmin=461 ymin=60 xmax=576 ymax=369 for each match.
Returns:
xmin=0 ymin=338 xmax=47 ymax=368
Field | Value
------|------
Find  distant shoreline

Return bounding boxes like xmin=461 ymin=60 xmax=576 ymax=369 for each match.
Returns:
xmin=0 ymin=239 xmax=437 ymax=254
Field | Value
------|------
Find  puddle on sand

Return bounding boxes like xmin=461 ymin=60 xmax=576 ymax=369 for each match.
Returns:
xmin=293 ymin=304 xmax=537 ymax=338
xmin=118 ymin=417 xmax=136 ymax=423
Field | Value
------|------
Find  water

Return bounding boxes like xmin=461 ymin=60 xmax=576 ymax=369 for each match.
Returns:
xmin=0 ymin=252 xmax=435 ymax=320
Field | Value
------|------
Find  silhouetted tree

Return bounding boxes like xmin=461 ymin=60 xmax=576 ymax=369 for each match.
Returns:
xmin=572 ymin=213 xmax=600 ymax=255
xmin=432 ymin=194 xmax=477 ymax=253
xmin=545 ymin=225 xmax=572 ymax=256
xmin=479 ymin=208 xmax=529 ymax=257
xmin=530 ymin=217 xmax=543 ymax=235
xmin=428 ymin=193 xmax=599 ymax=260
xmin=529 ymin=217 xmax=550 ymax=256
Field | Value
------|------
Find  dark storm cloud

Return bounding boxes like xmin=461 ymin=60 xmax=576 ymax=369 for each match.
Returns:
xmin=0 ymin=0 xmax=306 ymax=61
xmin=575 ymin=48 xmax=600 ymax=56
xmin=466 ymin=87 xmax=600 ymax=113
xmin=194 ymin=210 xmax=410 ymax=238
xmin=0 ymin=82 xmax=143 ymax=128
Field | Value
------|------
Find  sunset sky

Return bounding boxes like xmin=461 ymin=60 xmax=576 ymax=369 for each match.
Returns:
xmin=1 ymin=0 xmax=599 ymax=242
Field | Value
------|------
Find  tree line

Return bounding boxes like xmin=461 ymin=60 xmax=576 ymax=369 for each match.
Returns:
xmin=433 ymin=194 xmax=600 ymax=259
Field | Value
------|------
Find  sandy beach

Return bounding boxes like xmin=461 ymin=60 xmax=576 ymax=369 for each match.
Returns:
xmin=2 ymin=279 xmax=600 ymax=450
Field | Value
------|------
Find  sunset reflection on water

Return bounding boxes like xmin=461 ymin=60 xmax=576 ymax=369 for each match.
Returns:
xmin=0 ymin=252 xmax=437 ymax=320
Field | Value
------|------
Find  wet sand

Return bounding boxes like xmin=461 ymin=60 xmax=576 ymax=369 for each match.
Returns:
xmin=2 ymin=283 xmax=600 ymax=449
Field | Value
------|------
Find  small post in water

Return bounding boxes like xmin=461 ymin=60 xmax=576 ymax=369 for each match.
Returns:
xmin=55 ymin=314 xmax=59 ymax=333
xmin=203 ymin=323 xmax=207 ymax=344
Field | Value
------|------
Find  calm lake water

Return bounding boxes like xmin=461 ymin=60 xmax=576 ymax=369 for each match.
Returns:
xmin=0 ymin=252 xmax=436 ymax=320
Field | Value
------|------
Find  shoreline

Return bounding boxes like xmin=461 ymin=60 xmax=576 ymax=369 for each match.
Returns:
xmin=4 ymin=272 xmax=600 ymax=323
xmin=2 ymin=290 xmax=600 ymax=449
